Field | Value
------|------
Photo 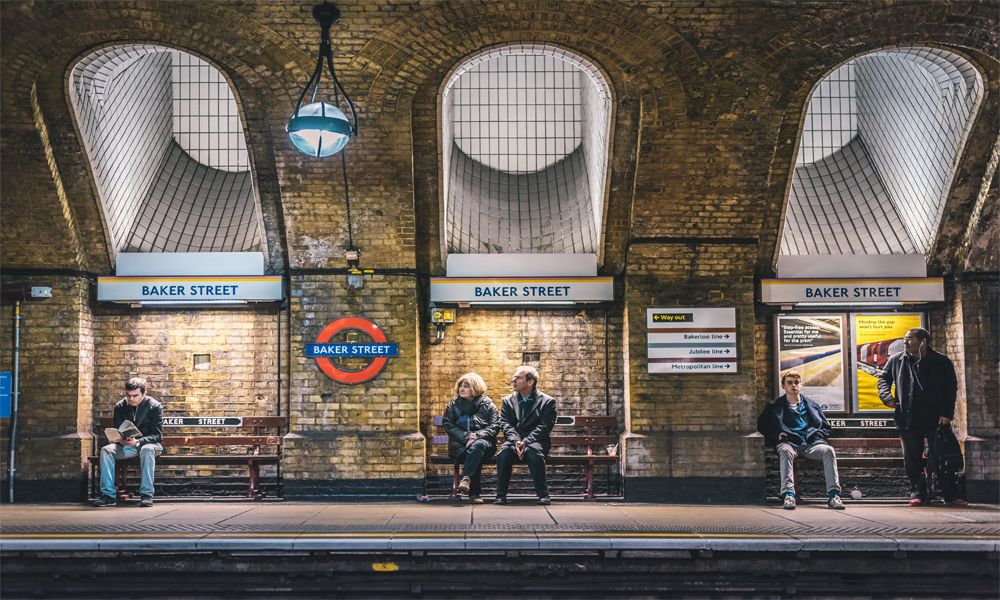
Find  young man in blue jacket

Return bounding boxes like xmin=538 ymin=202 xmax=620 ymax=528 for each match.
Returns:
xmin=757 ymin=370 xmax=845 ymax=510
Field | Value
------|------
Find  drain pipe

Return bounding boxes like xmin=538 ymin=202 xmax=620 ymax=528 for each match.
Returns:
xmin=8 ymin=300 xmax=21 ymax=503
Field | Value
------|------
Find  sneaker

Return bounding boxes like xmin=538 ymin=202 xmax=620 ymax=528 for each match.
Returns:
xmin=783 ymin=494 xmax=796 ymax=510
xmin=908 ymin=497 xmax=926 ymax=507
xmin=946 ymin=498 xmax=969 ymax=508
xmin=456 ymin=476 xmax=471 ymax=495
xmin=828 ymin=495 xmax=845 ymax=510
xmin=90 ymin=495 xmax=116 ymax=507
xmin=493 ymin=496 xmax=507 ymax=505
xmin=139 ymin=495 xmax=154 ymax=507
xmin=469 ymin=495 xmax=484 ymax=505
xmin=538 ymin=496 xmax=552 ymax=506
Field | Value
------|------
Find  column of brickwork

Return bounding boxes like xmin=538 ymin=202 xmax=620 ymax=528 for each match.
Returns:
xmin=954 ymin=277 xmax=1000 ymax=503
xmin=621 ymin=243 xmax=764 ymax=502
xmin=283 ymin=273 xmax=423 ymax=499
xmin=0 ymin=275 xmax=94 ymax=501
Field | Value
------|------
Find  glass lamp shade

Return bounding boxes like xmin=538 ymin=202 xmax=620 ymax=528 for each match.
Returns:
xmin=286 ymin=102 xmax=352 ymax=157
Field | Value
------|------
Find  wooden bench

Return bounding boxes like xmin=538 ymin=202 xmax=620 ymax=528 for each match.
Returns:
xmin=88 ymin=415 xmax=284 ymax=500
xmin=429 ymin=414 xmax=619 ymax=500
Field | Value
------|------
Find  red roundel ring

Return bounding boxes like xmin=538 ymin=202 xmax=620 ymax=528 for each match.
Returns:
xmin=314 ymin=316 xmax=390 ymax=384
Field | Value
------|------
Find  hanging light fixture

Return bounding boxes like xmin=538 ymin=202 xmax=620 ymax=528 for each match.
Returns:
xmin=287 ymin=3 xmax=358 ymax=157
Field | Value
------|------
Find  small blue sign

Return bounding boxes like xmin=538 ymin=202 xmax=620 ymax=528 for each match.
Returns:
xmin=305 ymin=343 xmax=399 ymax=358
xmin=0 ymin=372 xmax=11 ymax=418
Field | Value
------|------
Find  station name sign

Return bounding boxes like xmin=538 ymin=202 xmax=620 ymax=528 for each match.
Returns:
xmin=305 ymin=343 xmax=398 ymax=358
xmin=98 ymin=276 xmax=283 ymax=303
xmin=162 ymin=416 xmax=242 ymax=426
xmin=430 ymin=277 xmax=613 ymax=304
xmin=760 ymin=278 xmax=944 ymax=304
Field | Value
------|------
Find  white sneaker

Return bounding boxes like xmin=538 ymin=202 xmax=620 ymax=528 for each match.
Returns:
xmin=783 ymin=494 xmax=796 ymax=510
xmin=828 ymin=495 xmax=845 ymax=510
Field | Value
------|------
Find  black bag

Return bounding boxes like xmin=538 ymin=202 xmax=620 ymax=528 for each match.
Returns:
xmin=928 ymin=425 xmax=964 ymax=476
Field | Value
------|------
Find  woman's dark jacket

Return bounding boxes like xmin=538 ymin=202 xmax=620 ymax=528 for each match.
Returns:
xmin=756 ymin=394 xmax=831 ymax=450
xmin=442 ymin=394 xmax=500 ymax=459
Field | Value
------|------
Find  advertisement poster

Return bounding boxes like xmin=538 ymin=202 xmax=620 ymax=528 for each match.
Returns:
xmin=776 ymin=315 xmax=846 ymax=411
xmin=852 ymin=313 xmax=924 ymax=412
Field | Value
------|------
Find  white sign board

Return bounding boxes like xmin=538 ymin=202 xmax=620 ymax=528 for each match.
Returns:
xmin=760 ymin=278 xmax=944 ymax=304
xmin=98 ymin=276 xmax=283 ymax=304
xmin=430 ymin=277 xmax=613 ymax=303
xmin=647 ymin=308 xmax=737 ymax=373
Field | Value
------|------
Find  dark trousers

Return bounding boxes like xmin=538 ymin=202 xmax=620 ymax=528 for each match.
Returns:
xmin=495 ymin=446 xmax=549 ymax=498
xmin=900 ymin=426 xmax=959 ymax=500
xmin=454 ymin=439 xmax=494 ymax=496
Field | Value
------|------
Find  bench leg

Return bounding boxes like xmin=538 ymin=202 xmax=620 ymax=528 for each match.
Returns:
xmin=115 ymin=463 xmax=131 ymax=501
xmin=450 ymin=463 xmax=460 ymax=501
xmin=583 ymin=461 xmax=596 ymax=501
xmin=247 ymin=460 xmax=260 ymax=499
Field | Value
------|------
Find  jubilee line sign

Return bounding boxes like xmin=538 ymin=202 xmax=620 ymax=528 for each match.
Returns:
xmin=647 ymin=308 xmax=738 ymax=373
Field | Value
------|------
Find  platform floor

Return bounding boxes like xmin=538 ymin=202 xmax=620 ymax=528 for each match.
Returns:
xmin=2 ymin=498 xmax=997 ymax=552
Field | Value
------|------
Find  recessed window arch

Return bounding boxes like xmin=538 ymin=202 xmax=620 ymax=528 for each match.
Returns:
xmin=780 ymin=47 xmax=984 ymax=256
xmin=441 ymin=44 xmax=613 ymax=256
xmin=69 ymin=44 xmax=263 ymax=257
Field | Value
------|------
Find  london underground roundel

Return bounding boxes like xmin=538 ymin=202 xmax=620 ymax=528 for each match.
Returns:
xmin=306 ymin=317 xmax=398 ymax=384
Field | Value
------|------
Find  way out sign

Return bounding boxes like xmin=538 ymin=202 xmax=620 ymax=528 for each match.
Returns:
xmin=647 ymin=308 xmax=737 ymax=373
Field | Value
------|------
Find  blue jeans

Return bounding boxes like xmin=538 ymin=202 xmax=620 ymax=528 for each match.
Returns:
xmin=100 ymin=443 xmax=162 ymax=498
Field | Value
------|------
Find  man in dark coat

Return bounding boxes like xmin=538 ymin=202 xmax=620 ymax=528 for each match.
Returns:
xmin=757 ymin=370 xmax=844 ymax=510
xmin=878 ymin=327 xmax=966 ymax=507
xmin=91 ymin=377 xmax=163 ymax=507
xmin=494 ymin=365 xmax=557 ymax=505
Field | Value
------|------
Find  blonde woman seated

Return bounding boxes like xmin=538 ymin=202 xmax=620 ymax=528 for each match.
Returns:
xmin=442 ymin=372 xmax=500 ymax=504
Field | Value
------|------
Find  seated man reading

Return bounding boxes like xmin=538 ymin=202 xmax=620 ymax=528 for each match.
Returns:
xmin=757 ymin=370 xmax=845 ymax=510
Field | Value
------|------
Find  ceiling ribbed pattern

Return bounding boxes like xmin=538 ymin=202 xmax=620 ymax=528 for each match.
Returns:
xmin=782 ymin=47 xmax=983 ymax=256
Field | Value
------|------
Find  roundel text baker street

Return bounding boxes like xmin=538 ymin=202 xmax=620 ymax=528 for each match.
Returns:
xmin=306 ymin=316 xmax=398 ymax=384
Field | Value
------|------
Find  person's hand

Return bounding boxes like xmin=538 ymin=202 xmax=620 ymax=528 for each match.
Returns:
xmin=515 ymin=440 xmax=526 ymax=459
xmin=939 ymin=416 xmax=951 ymax=427
xmin=466 ymin=432 xmax=477 ymax=448
xmin=123 ymin=438 xmax=140 ymax=447
xmin=884 ymin=399 xmax=896 ymax=409
xmin=778 ymin=432 xmax=788 ymax=440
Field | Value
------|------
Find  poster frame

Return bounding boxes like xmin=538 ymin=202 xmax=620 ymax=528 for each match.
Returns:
xmin=773 ymin=313 xmax=849 ymax=413
xmin=848 ymin=312 xmax=926 ymax=413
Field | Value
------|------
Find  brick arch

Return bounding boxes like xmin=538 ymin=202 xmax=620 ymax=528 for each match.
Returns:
xmin=350 ymin=1 xmax=702 ymax=273
xmin=0 ymin=1 xmax=309 ymax=273
xmin=744 ymin=1 xmax=1000 ymax=273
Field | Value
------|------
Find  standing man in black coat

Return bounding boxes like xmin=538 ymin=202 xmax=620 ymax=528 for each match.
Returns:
xmin=494 ymin=365 xmax=557 ymax=505
xmin=878 ymin=327 xmax=967 ymax=507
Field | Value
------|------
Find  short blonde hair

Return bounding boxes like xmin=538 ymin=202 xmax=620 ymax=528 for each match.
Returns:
xmin=781 ymin=370 xmax=802 ymax=385
xmin=454 ymin=372 xmax=487 ymax=397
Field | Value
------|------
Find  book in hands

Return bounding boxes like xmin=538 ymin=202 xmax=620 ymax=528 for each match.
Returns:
xmin=105 ymin=420 xmax=142 ymax=443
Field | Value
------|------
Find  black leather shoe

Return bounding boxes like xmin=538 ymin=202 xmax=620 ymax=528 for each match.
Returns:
xmin=90 ymin=495 xmax=116 ymax=507
xmin=139 ymin=495 xmax=154 ymax=507
xmin=538 ymin=496 xmax=552 ymax=505
xmin=493 ymin=496 xmax=507 ymax=505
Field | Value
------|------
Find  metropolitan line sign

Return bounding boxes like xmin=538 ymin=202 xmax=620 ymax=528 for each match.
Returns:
xmin=647 ymin=308 xmax=737 ymax=373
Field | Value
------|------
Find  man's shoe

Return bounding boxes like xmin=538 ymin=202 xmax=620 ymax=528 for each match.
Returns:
xmin=90 ymin=495 xmax=116 ymax=507
xmin=946 ymin=498 xmax=969 ymax=508
xmin=783 ymin=494 xmax=796 ymax=510
xmin=469 ymin=495 xmax=484 ymax=505
xmin=828 ymin=495 xmax=846 ymax=510
xmin=908 ymin=497 xmax=926 ymax=507
xmin=538 ymin=496 xmax=552 ymax=505
xmin=456 ymin=476 xmax=471 ymax=495
xmin=139 ymin=495 xmax=154 ymax=507
xmin=493 ymin=496 xmax=507 ymax=505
